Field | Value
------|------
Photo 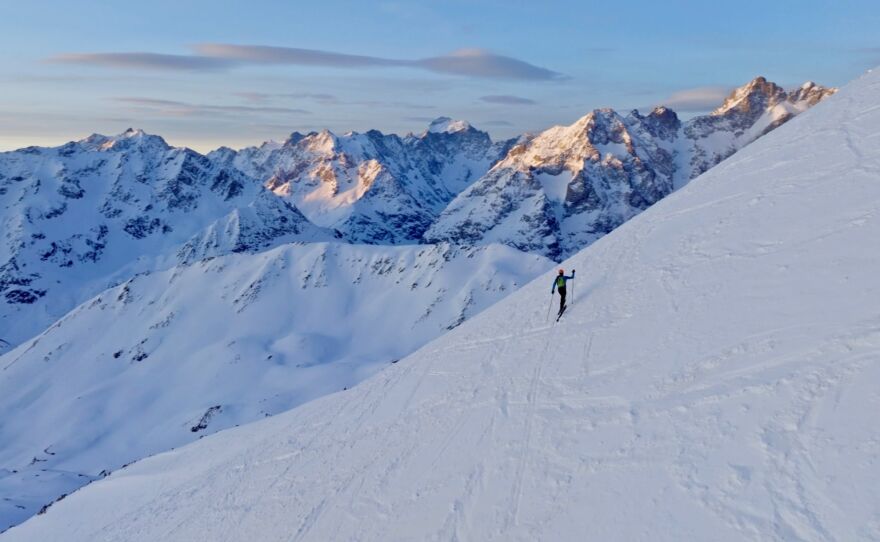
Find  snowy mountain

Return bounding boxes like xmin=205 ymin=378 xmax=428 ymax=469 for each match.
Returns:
xmin=0 ymin=241 xmax=551 ymax=532
xmin=0 ymin=129 xmax=331 ymax=348
xmin=6 ymin=67 xmax=876 ymax=541
xmin=425 ymin=77 xmax=836 ymax=259
xmin=211 ymin=117 xmax=513 ymax=244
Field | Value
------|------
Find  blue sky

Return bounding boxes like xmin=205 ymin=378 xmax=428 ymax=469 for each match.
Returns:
xmin=2 ymin=0 xmax=878 ymax=151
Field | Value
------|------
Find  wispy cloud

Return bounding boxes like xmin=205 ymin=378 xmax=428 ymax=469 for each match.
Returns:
xmin=479 ymin=94 xmax=536 ymax=105
xmin=482 ymin=120 xmax=514 ymax=126
xmin=193 ymin=44 xmax=399 ymax=68
xmin=656 ymin=86 xmax=732 ymax=112
xmin=49 ymin=44 xmax=565 ymax=81
xmin=48 ymin=52 xmax=232 ymax=71
xmin=231 ymin=91 xmax=431 ymax=110
xmin=233 ymin=91 xmax=339 ymax=105
xmin=114 ymin=97 xmax=311 ymax=116
xmin=414 ymin=49 xmax=562 ymax=80
xmin=352 ymin=99 xmax=434 ymax=110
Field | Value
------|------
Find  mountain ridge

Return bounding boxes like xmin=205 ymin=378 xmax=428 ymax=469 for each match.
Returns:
xmin=0 ymin=77 xmax=836 ymax=351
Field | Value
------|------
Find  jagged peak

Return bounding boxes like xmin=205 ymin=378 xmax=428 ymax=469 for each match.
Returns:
xmin=712 ymin=76 xmax=786 ymax=116
xmin=788 ymin=81 xmax=837 ymax=106
xmin=566 ymin=108 xmax=626 ymax=138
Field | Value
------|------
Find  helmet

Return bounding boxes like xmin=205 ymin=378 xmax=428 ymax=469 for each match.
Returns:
xmin=558 ymin=269 xmax=564 ymax=274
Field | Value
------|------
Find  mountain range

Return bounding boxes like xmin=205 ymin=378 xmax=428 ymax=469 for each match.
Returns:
xmin=4 ymin=67 xmax=875 ymax=541
xmin=0 ymin=75 xmax=838 ymax=532
xmin=0 ymin=77 xmax=834 ymax=349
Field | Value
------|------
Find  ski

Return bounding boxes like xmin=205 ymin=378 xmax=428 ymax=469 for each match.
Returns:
xmin=556 ymin=304 xmax=567 ymax=322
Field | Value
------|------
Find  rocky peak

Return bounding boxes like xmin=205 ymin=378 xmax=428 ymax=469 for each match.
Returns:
xmin=788 ymin=81 xmax=837 ymax=107
xmin=644 ymin=106 xmax=681 ymax=140
xmin=712 ymin=76 xmax=787 ymax=117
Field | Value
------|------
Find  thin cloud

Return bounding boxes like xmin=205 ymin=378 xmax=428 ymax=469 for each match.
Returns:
xmin=479 ymin=95 xmax=536 ymax=105
xmin=115 ymin=97 xmax=311 ymax=116
xmin=49 ymin=44 xmax=565 ymax=81
xmin=657 ymin=86 xmax=732 ymax=112
xmin=414 ymin=49 xmax=563 ymax=80
xmin=48 ymin=52 xmax=232 ymax=71
xmin=233 ymin=91 xmax=339 ymax=105
xmin=482 ymin=120 xmax=514 ymax=126
xmin=352 ymin=99 xmax=433 ymax=110
xmin=194 ymin=43 xmax=400 ymax=68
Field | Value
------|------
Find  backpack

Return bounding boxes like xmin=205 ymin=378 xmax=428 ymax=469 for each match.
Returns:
xmin=556 ymin=276 xmax=565 ymax=288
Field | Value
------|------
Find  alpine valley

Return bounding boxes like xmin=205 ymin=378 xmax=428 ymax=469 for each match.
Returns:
xmin=0 ymin=76 xmax=836 ymax=532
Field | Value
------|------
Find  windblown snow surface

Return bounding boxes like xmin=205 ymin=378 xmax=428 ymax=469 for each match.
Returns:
xmin=5 ymin=69 xmax=880 ymax=541
xmin=0 ymin=242 xmax=550 ymax=531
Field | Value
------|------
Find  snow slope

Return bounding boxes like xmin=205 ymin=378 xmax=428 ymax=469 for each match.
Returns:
xmin=7 ymin=67 xmax=877 ymax=542
xmin=0 ymin=242 xmax=551 ymax=532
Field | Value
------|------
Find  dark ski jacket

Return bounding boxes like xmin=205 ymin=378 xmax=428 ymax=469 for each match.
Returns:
xmin=551 ymin=271 xmax=575 ymax=294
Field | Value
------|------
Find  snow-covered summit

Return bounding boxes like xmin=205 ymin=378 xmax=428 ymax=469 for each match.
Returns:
xmin=426 ymin=116 xmax=474 ymax=134
xmin=8 ymin=67 xmax=877 ymax=541
xmin=76 ymin=128 xmax=171 ymax=153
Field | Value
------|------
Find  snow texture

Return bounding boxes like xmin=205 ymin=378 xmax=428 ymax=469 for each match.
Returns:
xmin=5 ymin=69 xmax=877 ymax=541
xmin=0 ymin=242 xmax=549 ymax=531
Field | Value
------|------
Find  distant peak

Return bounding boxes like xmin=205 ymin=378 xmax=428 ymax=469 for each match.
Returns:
xmin=78 ymin=128 xmax=169 ymax=151
xmin=788 ymin=81 xmax=837 ymax=106
xmin=283 ymin=131 xmax=309 ymax=147
xmin=427 ymin=117 xmax=473 ymax=134
xmin=712 ymin=76 xmax=785 ymax=116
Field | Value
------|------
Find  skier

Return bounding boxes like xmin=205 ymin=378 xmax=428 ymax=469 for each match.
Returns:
xmin=551 ymin=268 xmax=575 ymax=317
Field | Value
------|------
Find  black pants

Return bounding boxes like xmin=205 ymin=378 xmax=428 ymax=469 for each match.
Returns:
xmin=557 ymin=286 xmax=567 ymax=312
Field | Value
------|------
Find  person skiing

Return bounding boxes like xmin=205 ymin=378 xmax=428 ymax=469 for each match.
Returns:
xmin=551 ymin=268 xmax=575 ymax=316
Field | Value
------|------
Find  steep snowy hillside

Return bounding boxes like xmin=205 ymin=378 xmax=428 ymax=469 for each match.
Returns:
xmin=425 ymin=77 xmax=835 ymax=259
xmin=211 ymin=118 xmax=513 ymax=243
xmin=0 ymin=129 xmax=331 ymax=349
xmin=0 ymin=242 xmax=551 ymax=532
xmin=7 ymin=67 xmax=876 ymax=541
